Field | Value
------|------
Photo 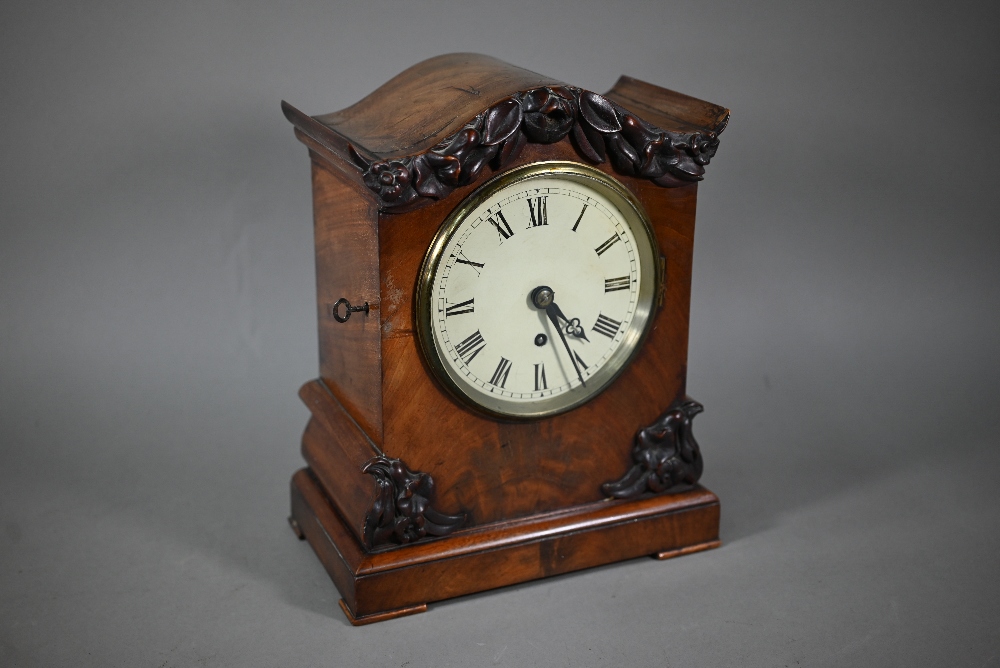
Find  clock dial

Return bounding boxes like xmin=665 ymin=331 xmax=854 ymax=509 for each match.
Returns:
xmin=417 ymin=162 xmax=659 ymax=419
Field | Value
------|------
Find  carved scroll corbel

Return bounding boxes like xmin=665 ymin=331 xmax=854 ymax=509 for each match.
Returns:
xmin=602 ymin=398 xmax=705 ymax=500
xmin=362 ymin=455 xmax=467 ymax=549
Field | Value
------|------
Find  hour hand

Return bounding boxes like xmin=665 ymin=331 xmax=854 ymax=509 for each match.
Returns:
xmin=564 ymin=317 xmax=590 ymax=342
xmin=531 ymin=286 xmax=586 ymax=387
xmin=544 ymin=297 xmax=590 ymax=342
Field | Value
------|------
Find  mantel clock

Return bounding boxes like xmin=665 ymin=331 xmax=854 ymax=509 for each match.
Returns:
xmin=282 ymin=54 xmax=729 ymax=625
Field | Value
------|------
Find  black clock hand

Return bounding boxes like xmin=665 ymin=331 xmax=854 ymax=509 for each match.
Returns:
xmin=531 ymin=286 xmax=586 ymax=387
xmin=546 ymin=305 xmax=586 ymax=387
xmin=546 ymin=298 xmax=591 ymax=343
xmin=565 ymin=316 xmax=590 ymax=342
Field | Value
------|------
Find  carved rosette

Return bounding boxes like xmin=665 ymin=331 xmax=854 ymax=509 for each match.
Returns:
xmin=602 ymin=398 xmax=705 ymax=500
xmin=362 ymin=455 xmax=467 ymax=549
xmin=351 ymin=86 xmax=726 ymax=209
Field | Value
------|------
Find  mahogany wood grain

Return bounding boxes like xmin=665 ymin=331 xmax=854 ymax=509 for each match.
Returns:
xmin=603 ymin=75 xmax=729 ymax=135
xmin=337 ymin=599 xmax=427 ymax=626
xmin=291 ymin=467 xmax=720 ymax=623
xmin=285 ymin=54 xmax=727 ymax=624
xmin=298 ymin=380 xmax=378 ymax=545
xmin=377 ymin=140 xmax=697 ymax=526
xmin=314 ymin=53 xmax=562 ymax=159
xmin=310 ymin=158 xmax=383 ymax=444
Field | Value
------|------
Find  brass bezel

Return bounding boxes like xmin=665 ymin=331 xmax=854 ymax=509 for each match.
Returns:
xmin=415 ymin=161 xmax=660 ymax=421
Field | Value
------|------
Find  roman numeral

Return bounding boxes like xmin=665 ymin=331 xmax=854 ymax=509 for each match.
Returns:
xmin=604 ymin=276 xmax=631 ymax=292
xmin=595 ymin=234 xmax=620 ymax=256
xmin=487 ymin=209 xmax=513 ymax=240
xmin=445 ymin=298 xmax=475 ymax=316
xmin=573 ymin=351 xmax=588 ymax=370
xmin=453 ymin=251 xmax=484 ymax=276
xmin=572 ymin=204 xmax=588 ymax=232
xmin=454 ymin=330 xmax=486 ymax=365
xmin=490 ymin=357 xmax=512 ymax=388
xmin=527 ymin=196 xmax=548 ymax=227
xmin=592 ymin=313 xmax=622 ymax=339
xmin=534 ymin=363 xmax=547 ymax=391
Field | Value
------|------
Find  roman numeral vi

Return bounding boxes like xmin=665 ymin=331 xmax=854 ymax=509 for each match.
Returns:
xmin=534 ymin=363 xmax=547 ymax=391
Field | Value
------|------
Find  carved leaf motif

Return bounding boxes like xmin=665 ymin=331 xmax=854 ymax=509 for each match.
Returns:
xmin=411 ymin=155 xmax=452 ymax=199
xmin=637 ymin=135 xmax=674 ymax=178
xmin=605 ymin=133 xmax=639 ymax=173
xmin=493 ymin=129 xmax=526 ymax=169
xmin=583 ymin=118 xmax=609 ymax=162
xmin=519 ymin=87 xmax=546 ymax=113
xmin=619 ymin=114 xmax=656 ymax=152
xmin=427 ymin=128 xmax=481 ymax=185
xmin=579 ymin=91 xmax=622 ymax=133
xmin=523 ymin=112 xmax=573 ymax=143
xmin=481 ymin=98 xmax=522 ymax=146
xmin=355 ymin=85 xmax=725 ymax=209
xmin=602 ymin=399 xmax=705 ymax=500
xmin=570 ymin=121 xmax=604 ymax=163
xmin=461 ymin=145 xmax=500 ymax=184
xmin=547 ymin=85 xmax=577 ymax=101
xmin=670 ymin=151 xmax=706 ymax=179
xmin=362 ymin=455 xmax=466 ymax=549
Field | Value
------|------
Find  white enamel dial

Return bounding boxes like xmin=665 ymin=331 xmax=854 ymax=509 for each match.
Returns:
xmin=416 ymin=162 xmax=659 ymax=419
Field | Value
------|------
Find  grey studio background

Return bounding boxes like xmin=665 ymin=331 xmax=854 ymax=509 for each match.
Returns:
xmin=2 ymin=1 xmax=998 ymax=666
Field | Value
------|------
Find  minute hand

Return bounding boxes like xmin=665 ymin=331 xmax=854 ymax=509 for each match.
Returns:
xmin=545 ymin=303 xmax=586 ymax=387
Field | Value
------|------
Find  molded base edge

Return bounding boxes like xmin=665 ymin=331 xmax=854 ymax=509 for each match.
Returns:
xmin=290 ymin=467 xmax=720 ymax=624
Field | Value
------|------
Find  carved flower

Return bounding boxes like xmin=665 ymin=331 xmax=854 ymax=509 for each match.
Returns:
xmin=666 ymin=133 xmax=720 ymax=181
xmin=687 ymin=133 xmax=720 ymax=166
xmin=520 ymin=87 xmax=575 ymax=143
xmin=364 ymin=160 xmax=412 ymax=202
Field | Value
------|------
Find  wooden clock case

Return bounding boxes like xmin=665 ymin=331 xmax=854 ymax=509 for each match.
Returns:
xmin=282 ymin=54 xmax=729 ymax=625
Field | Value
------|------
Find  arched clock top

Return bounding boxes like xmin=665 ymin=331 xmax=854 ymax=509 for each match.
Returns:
xmin=282 ymin=53 xmax=729 ymax=211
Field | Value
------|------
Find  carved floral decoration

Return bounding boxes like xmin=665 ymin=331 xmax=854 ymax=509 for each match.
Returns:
xmin=352 ymin=86 xmax=726 ymax=209
xmin=602 ymin=398 xmax=705 ymax=499
xmin=362 ymin=455 xmax=467 ymax=549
